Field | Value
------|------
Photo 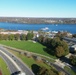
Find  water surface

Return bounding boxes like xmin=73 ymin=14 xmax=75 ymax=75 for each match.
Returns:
xmin=0 ymin=22 xmax=76 ymax=34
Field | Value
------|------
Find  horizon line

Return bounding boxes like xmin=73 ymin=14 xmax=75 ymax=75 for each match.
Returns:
xmin=0 ymin=16 xmax=76 ymax=19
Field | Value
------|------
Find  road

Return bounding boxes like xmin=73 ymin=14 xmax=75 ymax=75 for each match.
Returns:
xmin=0 ymin=46 xmax=34 ymax=75
xmin=0 ymin=51 xmax=18 ymax=74
xmin=42 ymin=58 xmax=71 ymax=75
xmin=51 ymin=63 xmax=71 ymax=75
xmin=63 ymin=37 xmax=76 ymax=44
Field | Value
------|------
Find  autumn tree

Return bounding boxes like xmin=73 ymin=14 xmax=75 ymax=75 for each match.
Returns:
xmin=55 ymin=46 xmax=65 ymax=57
xmin=58 ymin=71 xmax=65 ymax=75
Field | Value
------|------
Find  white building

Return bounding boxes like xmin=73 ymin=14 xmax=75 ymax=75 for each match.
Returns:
xmin=0 ymin=31 xmax=28 ymax=35
xmin=70 ymin=44 xmax=76 ymax=52
xmin=67 ymin=33 xmax=72 ymax=37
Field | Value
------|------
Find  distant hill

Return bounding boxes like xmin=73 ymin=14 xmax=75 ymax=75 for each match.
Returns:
xmin=0 ymin=17 xmax=76 ymax=24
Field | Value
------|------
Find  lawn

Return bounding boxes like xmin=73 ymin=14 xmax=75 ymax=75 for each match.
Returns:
xmin=0 ymin=57 xmax=10 ymax=75
xmin=0 ymin=40 xmax=56 ymax=59
xmin=9 ymin=49 xmax=51 ymax=69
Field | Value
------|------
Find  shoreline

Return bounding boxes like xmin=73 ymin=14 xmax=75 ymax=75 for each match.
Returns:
xmin=0 ymin=22 xmax=76 ymax=25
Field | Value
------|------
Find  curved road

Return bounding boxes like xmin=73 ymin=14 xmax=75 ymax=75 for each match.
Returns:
xmin=0 ymin=45 xmax=71 ymax=75
xmin=0 ymin=46 xmax=34 ymax=75
xmin=0 ymin=52 xmax=18 ymax=74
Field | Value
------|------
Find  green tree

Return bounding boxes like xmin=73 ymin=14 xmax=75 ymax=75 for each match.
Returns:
xmin=38 ymin=35 xmax=69 ymax=57
xmin=0 ymin=34 xmax=3 ymax=40
xmin=14 ymin=34 xmax=20 ymax=41
xmin=43 ymin=37 xmax=51 ymax=47
xmin=8 ymin=34 xmax=14 ymax=40
xmin=38 ymin=35 xmax=44 ymax=43
xmin=37 ymin=67 xmax=58 ymax=75
xmin=20 ymin=34 xmax=26 ymax=40
xmin=70 ymin=55 xmax=76 ymax=66
xmin=61 ymin=41 xmax=69 ymax=55
xmin=48 ymin=37 xmax=60 ymax=49
xmin=51 ymin=38 xmax=69 ymax=56
xmin=3 ymin=34 xmax=8 ymax=40
xmin=26 ymin=31 xmax=34 ymax=40
xmin=55 ymin=46 xmax=65 ymax=57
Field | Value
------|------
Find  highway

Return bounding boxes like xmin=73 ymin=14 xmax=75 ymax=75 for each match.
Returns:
xmin=0 ymin=46 xmax=34 ymax=75
xmin=0 ymin=45 xmax=71 ymax=75
xmin=0 ymin=51 xmax=18 ymax=74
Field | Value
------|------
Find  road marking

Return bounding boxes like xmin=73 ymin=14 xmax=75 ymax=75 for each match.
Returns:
xmin=0 ymin=50 xmax=22 ymax=72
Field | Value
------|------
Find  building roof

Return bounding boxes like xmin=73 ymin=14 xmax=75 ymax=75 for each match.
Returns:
xmin=71 ymin=44 xmax=76 ymax=48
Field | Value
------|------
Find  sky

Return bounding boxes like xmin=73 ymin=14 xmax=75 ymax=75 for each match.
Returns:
xmin=0 ymin=0 xmax=76 ymax=18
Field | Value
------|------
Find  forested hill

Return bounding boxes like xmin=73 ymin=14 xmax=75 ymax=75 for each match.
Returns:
xmin=0 ymin=17 xmax=76 ymax=24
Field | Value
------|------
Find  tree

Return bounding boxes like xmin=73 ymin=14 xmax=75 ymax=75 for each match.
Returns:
xmin=52 ymin=38 xmax=69 ymax=56
xmin=20 ymin=34 xmax=26 ymax=40
xmin=37 ymin=67 xmax=58 ymax=75
xmin=26 ymin=31 xmax=34 ymax=40
xmin=61 ymin=41 xmax=69 ymax=55
xmin=55 ymin=46 xmax=65 ymax=57
xmin=38 ymin=35 xmax=69 ymax=57
xmin=43 ymin=37 xmax=51 ymax=47
xmin=14 ymin=34 xmax=20 ymax=41
xmin=72 ymin=34 xmax=76 ymax=38
xmin=58 ymin=71 xmax=65 ymax=75
xmin=0 ymin=34 xmax=3 ymax=40
xmin=55 ymin=31 xmax=67 ymax=40
xmin=69 ymin=55 xmax=76 ymax=66
xmin=38 ymin=35 xmax=44 ymax=43
xmin=8 ymin=34 xmax=14 ymax=40
xmin=3 ymin=34 xmax=8 ymax=40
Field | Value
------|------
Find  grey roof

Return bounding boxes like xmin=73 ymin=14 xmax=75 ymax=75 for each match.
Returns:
xmin=71 ymin=44 xmax=76 ymax=48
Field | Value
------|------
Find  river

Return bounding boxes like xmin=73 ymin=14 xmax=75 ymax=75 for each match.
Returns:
xmin=0 ymin=22 xmax=76 ymax=34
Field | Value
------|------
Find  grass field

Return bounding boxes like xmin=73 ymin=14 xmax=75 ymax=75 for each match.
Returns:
xmin=0 ymin=57 xmax=10 ymax=75
xmin=0 ymin=40 xmax=56 ymax=59
xmin=9 ymin=49 xmax=52 ymax=69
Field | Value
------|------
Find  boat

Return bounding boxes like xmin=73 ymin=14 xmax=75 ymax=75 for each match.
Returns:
xmin=41 ymin=27 xmax=49 ymax=30
xmin=56 ymin=24 xmax=58 ymax=26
